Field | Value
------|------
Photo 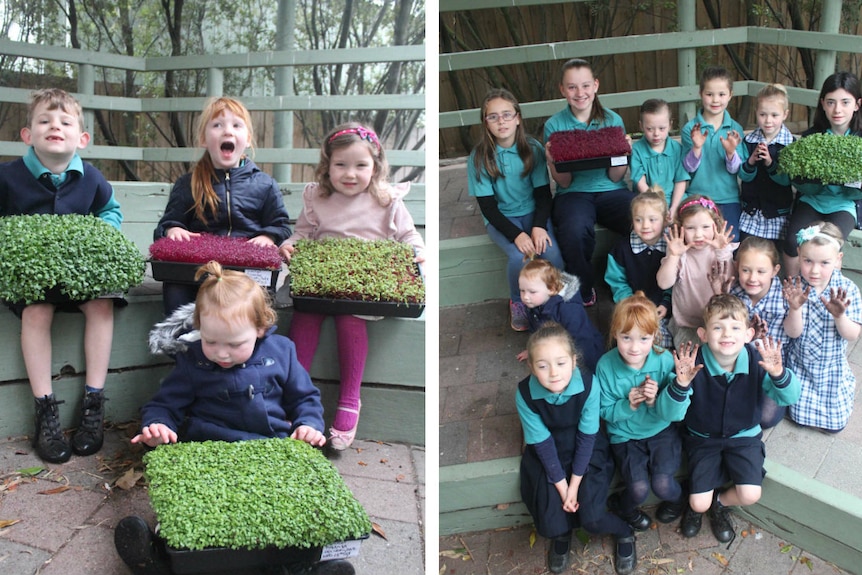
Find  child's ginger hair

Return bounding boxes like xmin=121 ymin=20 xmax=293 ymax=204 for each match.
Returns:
xmin=608 ymin=291 xmax=663 ymax=351
xmin=631 ymin=187 xmax=668 ymax=221
xmin=702 ymin=293 xmax=750 ymax=327
xmin=193 ymin=261 xmax=276 ymax=330
xmin=191 ymin=97 xmax=257 ymax=224
xmin=520 ymin=259 xmax=563 ymax=294
xmin=675 ymin=194 xmax=725 ymax=229
xmin=316 ymin=122 xmax=391 ymax=206
xmin=526 ymin=321 xmax=579 ymax=365
xmin=27 ymin=88 xmax=85 ymax=132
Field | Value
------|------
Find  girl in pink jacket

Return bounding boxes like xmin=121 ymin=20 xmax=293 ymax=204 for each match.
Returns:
xmin=280 ymin=123 xmax=425 ymax=450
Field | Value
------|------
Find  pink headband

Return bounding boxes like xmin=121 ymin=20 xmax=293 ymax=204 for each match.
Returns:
xmin=329 ymin=126 xmax=380 ymax=150
xmin=679 ymin=197 xmax=717 ymax=213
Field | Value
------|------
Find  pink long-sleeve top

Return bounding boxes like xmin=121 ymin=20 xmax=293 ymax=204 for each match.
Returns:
xmin=284 ymin=182 xmax=425 ymax=258
xmin=666 ymin=243 xmax=737 ymax=328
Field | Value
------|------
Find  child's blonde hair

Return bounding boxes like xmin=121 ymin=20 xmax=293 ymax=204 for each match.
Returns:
xmin=472 ymin=88 xmax=532 ymax=181
xmin=702 ymin=293 xmax=749 ymax=327
xmin=608 ymin=291 xmax=663 ymax=352
xmin=675 ymin=194 xmax=724 ymax=229
xmin=795 ymin=221 xmax=844 ymax=253
xmin=526 ymin=321 xmax=579 ymax=366
xmin=631 ymin=187 xmax=668 ymax=222
xmin=736 ymin=236 xmax=781 ymax=267
xmin=27 ymin=88 xmax=85 ymax=132
xmin=519 ymin=259 xmax=563 ymax=294
xmin=756 ymin=83 xmax=789 ymax=111
xmin=191 ymin=97 xmax=257 ymax=224
xmin=193 ymin=261 xmax=276 ymax=331
xmin=316 ymin=122 xmax=391 ymax=206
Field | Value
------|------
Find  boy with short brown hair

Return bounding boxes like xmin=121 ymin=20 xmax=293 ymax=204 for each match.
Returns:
xmin=0 ymin=88 xmax=123 ymax=463
xmin=674 ymin=294 xmax=800 ymax=543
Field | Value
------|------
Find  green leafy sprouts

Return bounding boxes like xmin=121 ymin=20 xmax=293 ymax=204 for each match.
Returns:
xmin=0 ymin=214 xmax=145 ymax=304
xmin=289 ymin=238 xmax=425 ymax=304
xmin=778 ymin=132 xmax=862 ymax=184
xmin=143 ymin=438 xmax=371 ymax=551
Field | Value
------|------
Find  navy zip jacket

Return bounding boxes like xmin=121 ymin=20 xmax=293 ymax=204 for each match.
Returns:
xmin=140 ymin=327 xmax=324 ymax=442
xmin=0 ymin=156 xmax=120 ymax=226
xmin=154 ymin=159 xmax=291 ymax=244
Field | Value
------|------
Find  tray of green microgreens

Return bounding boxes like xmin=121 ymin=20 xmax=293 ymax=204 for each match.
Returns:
xmin=0 ymin=213 xmax=145 ymax=305
xmin=778 ymin=132 xmax=862 ymax=185
xmin=144 ymin=438 xmax=371 ymax=572
xmin=288 ymin=238 xmax=425 ymax=318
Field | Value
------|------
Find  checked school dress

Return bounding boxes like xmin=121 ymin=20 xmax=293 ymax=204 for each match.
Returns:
xmin=785 ymin=270 xmax=862 ymax=431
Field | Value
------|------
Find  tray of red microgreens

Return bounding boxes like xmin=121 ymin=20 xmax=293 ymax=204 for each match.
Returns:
xmin=149 ymin=234 xmax=283 ymax=290
xmin=548 ymin=126 xmax=631 ymax=172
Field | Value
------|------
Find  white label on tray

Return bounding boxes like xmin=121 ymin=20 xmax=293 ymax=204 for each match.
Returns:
xmin=320 ymin=539 xmax=362 ymax=560
xmin=610 ymin=155 xmax=628 ymax=166
xmin=243 ymin=269 xmax=272 ymax=286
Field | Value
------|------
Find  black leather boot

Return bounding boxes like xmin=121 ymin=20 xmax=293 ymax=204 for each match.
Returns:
xmin=114 ymin=516 xmax=171 ymax=575
xmin=33 ymin=394 xmax=71 ymax=463
xmin=71 ymin=390 xmax=106 ymax=456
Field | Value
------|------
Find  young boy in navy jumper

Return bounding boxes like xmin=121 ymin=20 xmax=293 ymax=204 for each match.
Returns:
xmin=676 ymin=294 xmax=800 ymax=543
xmin=0 ymin=88 xmax=123 ymax=464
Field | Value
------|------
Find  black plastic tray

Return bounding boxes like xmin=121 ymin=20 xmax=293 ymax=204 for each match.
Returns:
xmin=165 ymin=535 xmax=367 ymax=574
xmin=291 ymin=293 xmax=425 ymax=318
xmin=150 ymin=260 xmax=280 ymax=291
xmin=554 ymin=154 xmax=629 ymax=172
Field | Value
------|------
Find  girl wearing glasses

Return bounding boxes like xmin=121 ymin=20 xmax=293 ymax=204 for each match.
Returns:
xmin=545 ymin=58 xmax=636 ymax=307
xmin=468 ymin=88 xmax=565 ymax=332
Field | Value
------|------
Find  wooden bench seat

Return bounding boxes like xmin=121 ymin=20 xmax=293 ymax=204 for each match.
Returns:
xmin=0 ymin=182 xmax=426 ymax=446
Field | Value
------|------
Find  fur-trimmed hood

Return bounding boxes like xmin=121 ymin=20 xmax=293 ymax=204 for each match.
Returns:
xmin=558 ymin=272 xmax=581 ymax=303
xmin=148 ymin=302 xmax=200 ymax=355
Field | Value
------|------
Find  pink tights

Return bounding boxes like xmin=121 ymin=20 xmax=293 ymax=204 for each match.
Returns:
xmin=288 ymin=312 xmax=367 ymax=431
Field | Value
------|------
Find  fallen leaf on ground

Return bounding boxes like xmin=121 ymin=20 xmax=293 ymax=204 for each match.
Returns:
xmin=529 ymin=529 xmax=536 ymax=548
xmin=800 ymin=556 xmax=813 ymax=571
xmin=114 ymin=468 xmax=143 ymax=490
xmin=0 ymin=519 xmax=21 ymax=529
xmin=439 ymin=548 xmax=470 ymax=560
xmin=395 ymin=474 xmax=405 ymax=482
xmin=380 ymin=458 xmax=388 ymax=463
xmin=357 ymin=461 xmax=367 ymax=467
xmin=711 ymin=552 xmax=729 ymax=567
xmin=15 ymin=466 xmax=44 ymax=477
xmin=37 ymin=485 xmax=70 ymax=495
xmin=371 ymin=522 xmax=387 ymax=540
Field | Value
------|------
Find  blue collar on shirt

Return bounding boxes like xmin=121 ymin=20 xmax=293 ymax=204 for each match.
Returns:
xmin=528 ymin=370 xmax=585 ymax=401
xmin=702 ymin=343 xmax=750 ymax=378
xmin=23 ymin=147 xmax=83 ymax=187
xmin=630 ymin=231 xmax=666 ymax=254
xmin=695 ymin=109 xmax=734 ymax=130
xmin=744 ymin=125 xmax=795 ymax=146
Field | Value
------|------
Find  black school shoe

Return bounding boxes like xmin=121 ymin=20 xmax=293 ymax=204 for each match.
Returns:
xmin=708 ymin=496 xmax=735 ymax=543
xmin=71 ymin=390 xmax=106 ymax=456
xmin=547 ymin=534 xmax=571 ymax=574
xmin=114 ymin=516 xmax=171 ymax=575
xmin=655 ymin=499 xmax=686 ymax=523
xmin=33 ymin=394 xmax=71 ymax=464
xmin=614 ymin=535 xmax=637 ymax=575
xmin=621 ymin=508 xmax=652 ymax=532
xmin=679 ymin=505 xmax=703 ymax=538
xmin=312 ymin=560 xmax=356 ymax=575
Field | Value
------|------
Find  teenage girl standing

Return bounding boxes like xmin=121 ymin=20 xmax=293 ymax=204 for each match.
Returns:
xmin=468 ymin=88 xmax=564 ymax=331
xmin=544 ymin=58 xmax=636 ymax=306
xmin=280 ymin=122 xmax=425 ymax=450
xmin=154 ymin=97 xmax=291 ymax=315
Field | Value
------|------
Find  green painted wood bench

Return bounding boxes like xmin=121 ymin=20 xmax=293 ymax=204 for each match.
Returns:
xmin=0 ymin=182 xmax=426 ymax=446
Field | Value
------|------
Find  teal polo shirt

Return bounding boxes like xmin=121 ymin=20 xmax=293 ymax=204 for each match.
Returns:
xmin=467 ymin=137 xmax=548 ymax=221
xmin=681 ymin=109 xmax=747 ymax=205
xmin=544 ymin=105 xmax=626 ymax=195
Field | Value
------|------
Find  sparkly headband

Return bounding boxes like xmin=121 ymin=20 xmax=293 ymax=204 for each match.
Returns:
xmin=329 ymin=126 xmax=380 ymax=149
xmin=679 ymin=197 xmax=717 ymax=212
xmin=796 ymin=225 xmax=842 ymax=250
